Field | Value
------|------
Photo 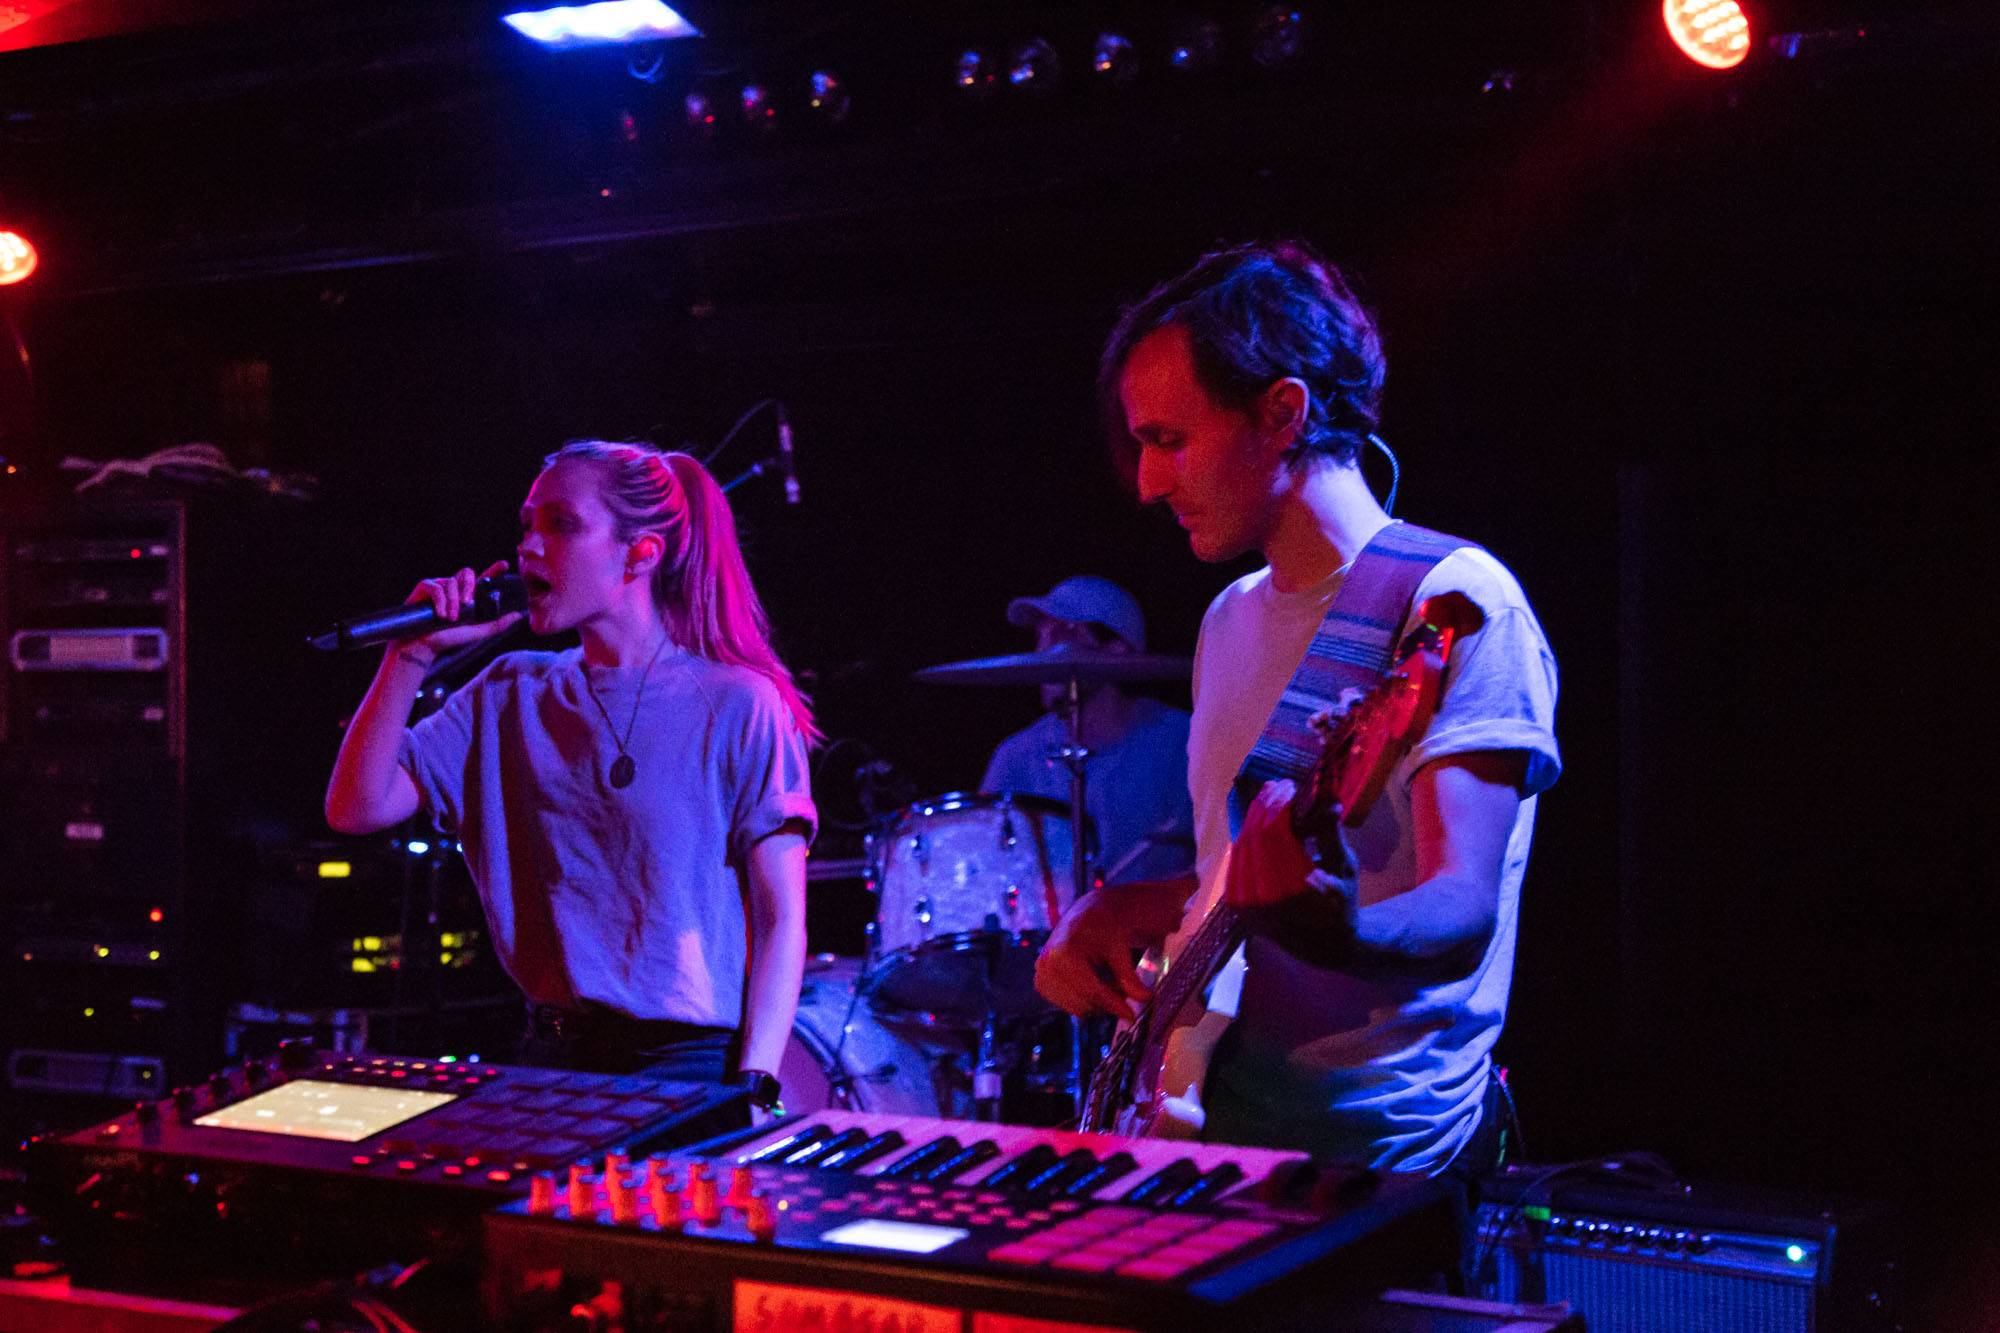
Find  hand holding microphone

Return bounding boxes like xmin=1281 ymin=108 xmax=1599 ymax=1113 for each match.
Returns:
xmin=396 ymin=561 xmax=525 ymax=662
xmin=307 ymin=561 xmax=525 ymax=653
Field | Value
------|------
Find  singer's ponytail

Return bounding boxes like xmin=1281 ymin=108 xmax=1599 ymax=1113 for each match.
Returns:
xmin=545 ymin=440 xmax=819 ymax=743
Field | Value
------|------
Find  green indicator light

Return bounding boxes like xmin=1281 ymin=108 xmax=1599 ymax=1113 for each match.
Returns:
xmin=1524 ymin=1205 xmax=1552 ymax=1222
xmin=1786 ymin=1244 xmax=1806 ymax=1263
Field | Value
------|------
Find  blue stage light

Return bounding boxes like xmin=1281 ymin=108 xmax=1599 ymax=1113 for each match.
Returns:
xmin=502 ymin=1 xmax=698 ymax=51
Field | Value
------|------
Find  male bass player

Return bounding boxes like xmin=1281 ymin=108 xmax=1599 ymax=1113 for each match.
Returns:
xmin=1035 ymin=242 xmax=1560 ymax=1174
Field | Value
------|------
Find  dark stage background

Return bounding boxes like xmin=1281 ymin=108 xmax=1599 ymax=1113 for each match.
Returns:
xmin=1 ymin=1 xmax=1994 ymax=1324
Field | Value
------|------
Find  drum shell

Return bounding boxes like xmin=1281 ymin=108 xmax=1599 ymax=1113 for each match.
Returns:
xmin=779 ymin=957 xmax=968 ymax=1117
xmin=865 ymin=793 xmax=1077 ymax=1025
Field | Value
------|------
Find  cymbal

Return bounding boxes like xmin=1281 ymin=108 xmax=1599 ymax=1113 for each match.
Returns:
xmin=913 ymin=643 xmax=1193 ymax=687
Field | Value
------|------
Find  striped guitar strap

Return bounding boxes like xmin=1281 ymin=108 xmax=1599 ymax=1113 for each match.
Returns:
xmin=1229 ymin=521 xmax=1475 ymax=834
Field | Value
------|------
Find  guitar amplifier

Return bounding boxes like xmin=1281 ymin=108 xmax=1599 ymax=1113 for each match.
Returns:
xmin=1474 ymin=1164 xmax=1897 ymax=1333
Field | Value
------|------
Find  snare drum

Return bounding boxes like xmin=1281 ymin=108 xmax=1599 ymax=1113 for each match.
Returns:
xmin=779 ymin=957 xmax=967 ymax=1117
xmin=864 ymin=792 xmax=1080 ymax=1026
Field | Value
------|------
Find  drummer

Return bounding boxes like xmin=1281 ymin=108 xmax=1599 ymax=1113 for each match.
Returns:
xmin=979 ymin=576 xmax=1195 ymax=884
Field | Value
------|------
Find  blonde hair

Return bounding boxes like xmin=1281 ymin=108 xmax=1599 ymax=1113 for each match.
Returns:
xmin=545 ymin=440 xmax=819 ymax=743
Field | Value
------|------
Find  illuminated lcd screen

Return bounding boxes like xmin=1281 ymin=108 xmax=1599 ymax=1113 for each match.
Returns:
xmin=193 ymin=1079 xmax=456 ymax=1143
xmin=818 ymin=1219 xmax=969 ymax=1255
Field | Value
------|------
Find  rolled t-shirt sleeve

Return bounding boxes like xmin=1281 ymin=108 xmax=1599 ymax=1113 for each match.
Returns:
xmin=1404 ymin=553 xmax=1562 ymax=798
xmin=727 ymin=682 xmax=818 ymax=861
xmin=397 ymin=666 xmax=482 ymax=834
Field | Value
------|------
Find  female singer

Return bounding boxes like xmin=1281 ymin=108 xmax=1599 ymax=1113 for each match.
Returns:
xmin=326 ymin=441 xmax=817 ymax=1113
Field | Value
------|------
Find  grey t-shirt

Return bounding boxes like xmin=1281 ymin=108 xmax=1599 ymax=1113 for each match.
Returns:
xmin=980 ymin=699 xmax=1195 ymax=885
xmin=398 ymin=647 xmax=816 ymax=1028
xmin=1187 ymin=546 xmax=1560 ymax=1171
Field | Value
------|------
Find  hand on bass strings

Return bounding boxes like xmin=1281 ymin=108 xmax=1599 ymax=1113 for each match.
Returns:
xmin=1034 ymin=877 xmax=1195 ymax=1021
xmin=396 ymin=560 xmax=523 ymax=666
xmin=1225 ymin=779 xmax=1359 ymax=917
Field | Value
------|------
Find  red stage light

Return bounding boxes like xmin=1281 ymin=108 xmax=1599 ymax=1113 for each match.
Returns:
xmin=0 ymin=231 xmax=37 ymax=285
xmin=1665 ymin=0 xmax=1752 ymax=70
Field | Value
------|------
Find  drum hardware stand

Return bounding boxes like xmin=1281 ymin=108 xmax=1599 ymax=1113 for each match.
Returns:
xmin=1054 ymin=671 xmax=1099 ymax=1123
xmin=825 ymin=942 xmax=907 ymax=1108
xmin=971 ymin=926 xmax=1007 ymax=1122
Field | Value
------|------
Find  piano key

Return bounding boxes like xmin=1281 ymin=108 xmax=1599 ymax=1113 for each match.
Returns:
xmin=921 ymin=1139 xmax=1001 ymax=1183
xmin=744 ymin=1123 xmax=832 ymax=1165
xmin=820 ymin=1129 xmax=906 ymax=1171
xmin=785 ymin=1126 xmax=870 ymax=1167
xmin=980 ymin=1142 xmax=1060 ymax=1191
xmin=1061 ymin=1151 xmax=1137 ymax=1198
xmin=880 ymin=1136 xmax=960 ymax=1179
xmin=1021 ymin=1149 xmax=1099 ymax=1198
xmin=1123 ymin=1158 xmax=1202 ymax=1206
xmin=1168 ymin=1162 xmax=1245 ymax=1208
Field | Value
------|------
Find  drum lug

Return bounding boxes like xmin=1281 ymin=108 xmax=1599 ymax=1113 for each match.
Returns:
xmin=914 ymin=896 xmax=933 ymax=940
xmin=1004 ymin=882 xmax=1020 ymax=923
xmin=910 ymin=832 xmax=928 ymax=871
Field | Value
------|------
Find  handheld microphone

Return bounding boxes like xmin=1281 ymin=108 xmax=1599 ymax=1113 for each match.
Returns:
xmin=776 ymin=404 xmax=801 ymax=506
xmin=307 ymin=573 xmax=525 ymax=652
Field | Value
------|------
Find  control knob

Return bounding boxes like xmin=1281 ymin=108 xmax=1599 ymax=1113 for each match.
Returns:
xmin=689 ymin=1162 xmax=720 ymax=1225
xmin=745 ymin=1190 xmax=778 ymax=1243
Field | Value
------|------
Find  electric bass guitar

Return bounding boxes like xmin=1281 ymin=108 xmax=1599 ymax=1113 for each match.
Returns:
xmin=1076 ymin=593 xmax=1475 ymax=1138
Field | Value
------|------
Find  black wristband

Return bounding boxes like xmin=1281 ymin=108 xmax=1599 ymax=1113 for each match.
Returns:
xmin=732 ymin=1068 xmax=783 ymax=1111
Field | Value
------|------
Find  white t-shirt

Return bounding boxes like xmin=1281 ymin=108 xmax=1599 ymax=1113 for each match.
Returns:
xmin=1185 ymin=543 xmax=1560 ymax=1171
xmin=399 ymin=648 xmax=816 ymax=1029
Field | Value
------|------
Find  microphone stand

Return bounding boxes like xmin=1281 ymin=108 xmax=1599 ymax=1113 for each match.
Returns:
xmin=717 ymin=457 xmax=785 ymax=496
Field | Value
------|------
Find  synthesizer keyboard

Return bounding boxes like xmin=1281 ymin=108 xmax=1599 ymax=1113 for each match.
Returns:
xmin=482 ymin=1113 xmax=1458 ymax=1331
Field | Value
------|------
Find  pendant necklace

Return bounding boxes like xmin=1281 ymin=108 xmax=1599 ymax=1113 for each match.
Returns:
xmin=579 ymin=633 xmax=671 ymax=790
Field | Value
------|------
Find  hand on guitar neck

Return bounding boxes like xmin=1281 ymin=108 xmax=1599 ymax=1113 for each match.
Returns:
xmin=1226 ymin=775 xmax=1360 ymax=913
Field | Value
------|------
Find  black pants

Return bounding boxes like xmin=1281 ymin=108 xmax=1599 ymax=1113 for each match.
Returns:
xmin=1441 ymin=1077 xmax=1512 ymax=1295
xmin=518 ymin=1003 xmax=737 ymax=1083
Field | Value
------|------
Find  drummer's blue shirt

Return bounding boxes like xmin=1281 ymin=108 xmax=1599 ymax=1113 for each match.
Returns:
xmin=980 ymin=697 xmax=1195 ymax=885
